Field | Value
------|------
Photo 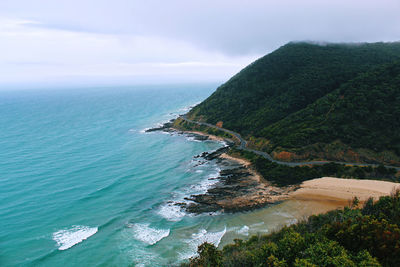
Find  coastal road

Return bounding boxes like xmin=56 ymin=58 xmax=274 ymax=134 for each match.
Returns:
xmin=180 ymin=115 xmax=400 ymax=171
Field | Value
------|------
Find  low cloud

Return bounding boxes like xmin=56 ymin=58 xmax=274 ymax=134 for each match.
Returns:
xmin=0 ymin=0 xmax=399 ymax=85
xmin=0 ymin=18 xmax=256 ymax=85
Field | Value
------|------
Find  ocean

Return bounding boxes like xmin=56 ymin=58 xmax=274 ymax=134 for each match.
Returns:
xmin=0 ymin=85 xmax=320 ymax=266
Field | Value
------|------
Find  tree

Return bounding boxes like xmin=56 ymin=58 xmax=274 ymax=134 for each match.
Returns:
xmin=189 ymin=242 xmax=222 ymax=267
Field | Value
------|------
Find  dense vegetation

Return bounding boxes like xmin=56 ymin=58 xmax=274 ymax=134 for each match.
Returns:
xmin=229 ymin=148 xmax=398 ymax=187
xmin=261 ymin=62 xmax=400 ymax=158
xmin=188 ymin=42 xmax=400 ymax=165
xmin=185 ymin=192 xmax=400 ymax=266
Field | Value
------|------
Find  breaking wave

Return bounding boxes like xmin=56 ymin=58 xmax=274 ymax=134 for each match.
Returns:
xmin=179 ymin=227 xmax=226 ymax=260
xmin=53 ymin=225 xmax=98 ymax=250
xmin=130 ymin=223 xmax=170 ymax=245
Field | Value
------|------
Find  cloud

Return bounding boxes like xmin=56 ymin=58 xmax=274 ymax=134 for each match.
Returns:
xmin=0 ymin=0 xmax=399 ymax=85
xmin=0 ymin=17 xmax=257 ymax=85
xmin=2 ymin=0 xmax=399 ymax=55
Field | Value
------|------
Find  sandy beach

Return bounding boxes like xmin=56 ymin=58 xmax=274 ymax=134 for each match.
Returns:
xmin=290 ymin=177 xmax=400 ymax=205
xmin=169 ymin=127 xmax=400 ymax=215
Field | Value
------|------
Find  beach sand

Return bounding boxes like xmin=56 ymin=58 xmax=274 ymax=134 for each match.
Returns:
xmin=219 ymin=153 xmax=251 ymax=166
xmin=218 ymin=177 xmax=400 ymax=247
xmin=290 ymin=177 xmax=400 ymax=207
xmin=176 ymin=128 xmax=400 ymax=218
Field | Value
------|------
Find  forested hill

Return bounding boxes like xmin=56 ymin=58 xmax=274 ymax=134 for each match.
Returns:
xmin=261 ymin=62 xmax=400 ymax=158
xmin=187 ymin=42 xmax=400 ymax=165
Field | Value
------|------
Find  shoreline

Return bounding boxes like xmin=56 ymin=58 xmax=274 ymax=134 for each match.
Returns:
xmin=148 ymin=124 xmax=400 ymax=215
xmin=182 ymin=130 xmax=228 ymax=142
xmin=184 ymin=148 xmax=294 ymax=213
xmin=169 ymin=128 xmax=295 ymax=213
xmin=148 ymin=125 xmax=293 ymax=213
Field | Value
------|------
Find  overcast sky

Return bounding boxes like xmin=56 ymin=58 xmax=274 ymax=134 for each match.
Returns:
xmin=1 ymin=0 xmax=400 ymax=87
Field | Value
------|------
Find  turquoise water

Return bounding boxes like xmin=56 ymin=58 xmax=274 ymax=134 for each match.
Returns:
xmin=0 ymin=85 xmax=307 ymax=266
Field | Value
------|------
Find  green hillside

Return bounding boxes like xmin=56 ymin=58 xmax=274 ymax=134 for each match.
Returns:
xmin=261 ymin=62 xmax=400 ymax=160
xmin=188 ymin=42 xmax=400 ymax=164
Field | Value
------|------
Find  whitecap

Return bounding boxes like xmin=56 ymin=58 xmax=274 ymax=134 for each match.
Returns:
xmin=53 ymin=225 xmax=98 ymax=250
xmin=191 ymin=228 xmax=226 ymax=247
xmin=161 ymin=131 xmax=173 ymax=135
xmin=179 ymin=227 xmax=227 ymax=260
xmin=142 ymin=102 xmax=201 ymax=135
xmin=158 ymin=165 xmax=221 ymax=222
xmin=157 ymin=203 xmax=186 ymax=222
xmin=186 ymin=136 xmax=202 ymax=142
xmin=189 ymin=175 xmax=219 ymax=195
xmin=237 ymin=225 xmax=249 ymax=236
xmin=176 ymin=102 xmax=200 ymax=114
xmin=186 ymin=168 xmax=220 ymax=195
xmin=209 ymin=170 xmax=220 ymax=179
xmin=140 ymin=122 xmax=167 ymax=134
xmin=131 ymin=223 xmax=170 ymax=245
xmin=140 ymin=128 xmax=150 ymax=133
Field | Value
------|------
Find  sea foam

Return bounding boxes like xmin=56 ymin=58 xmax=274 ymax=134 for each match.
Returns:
xmin=157 ymin=203 xmax=186 ymax=222
xmin=131 ymin=223 xmax=170 ymax=245
xmin=179 ymin=227 xmax=227 ymax=260
xmin=189 ymin=170 xmax=220 ymax=194
xmin=157 ymin=167 xmax=220 ymax=222
xmin=53 ymin=225 xmax=98 ymax=250
xmin=237 ymin=225 xmax=250 ymax=236
xmin=191 ymin=227 xmax=226 ymax=247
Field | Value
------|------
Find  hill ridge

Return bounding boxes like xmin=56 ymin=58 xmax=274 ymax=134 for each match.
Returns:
xmin=187 ymin=42 xmax=400 ymax=165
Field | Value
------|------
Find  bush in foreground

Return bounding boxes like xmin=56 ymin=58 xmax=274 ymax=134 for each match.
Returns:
xmin=186 ymin=191 xmax=400 ymax=266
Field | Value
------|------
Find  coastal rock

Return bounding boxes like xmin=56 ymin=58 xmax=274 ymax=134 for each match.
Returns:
xmin=144 ymin=120 xmax=175 ymax=132
xmin=179 ymin=155 xmax=293 ymax=214
xmin=202 ymin=147 xmax=230 ymax=160
xmin=186 ymin=133 xmax=209 ymax=141
xmin=146 ymin=121 xmax=292 ymax=214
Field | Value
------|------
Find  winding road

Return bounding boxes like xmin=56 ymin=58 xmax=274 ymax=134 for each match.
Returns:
xmin=180 ymin=115 xmax=400 ymax=171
